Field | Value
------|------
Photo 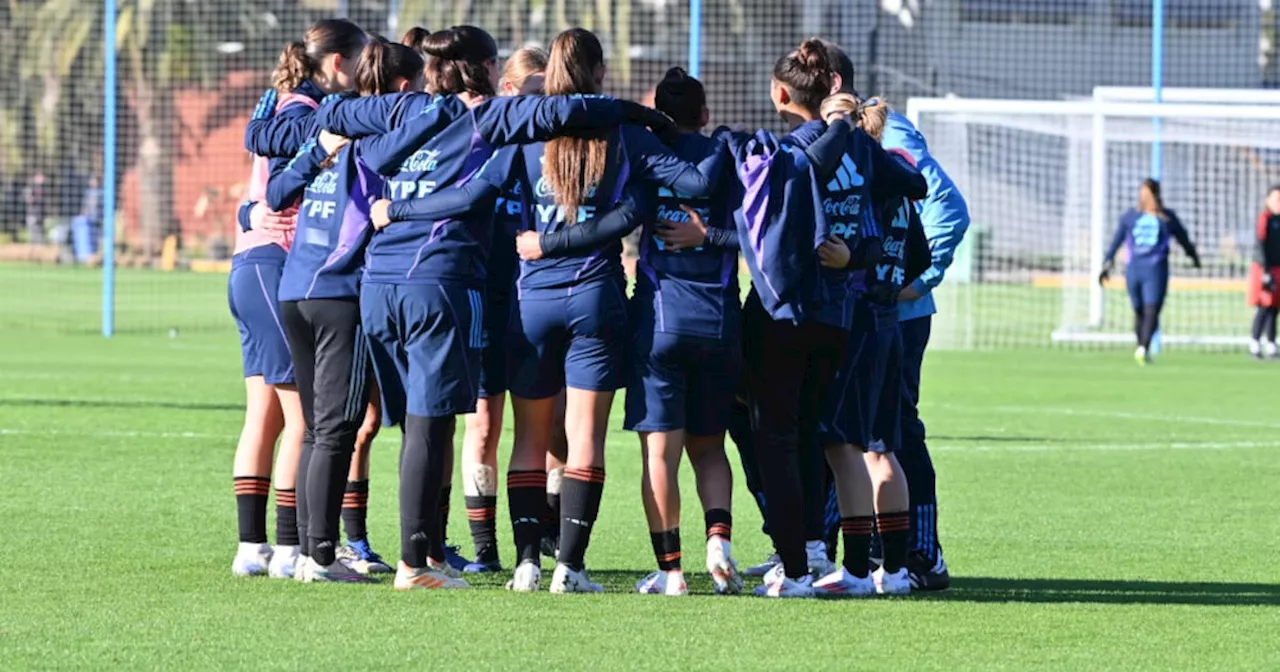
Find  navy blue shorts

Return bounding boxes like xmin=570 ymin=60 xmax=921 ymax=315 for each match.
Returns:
xmin=508 ymin=279 xmax=629 ymax=399
xmin=818 ymin=325 xmax=896 ymax=449
xmin=228 ymin=260 xmax=294 ymax=385
xmin=361 ymin=283 xmax=484 ymax=425
xmin=867 ymin=325 xmax=903 ymax=454
xmin=1126 ymin=268 xmax=1168 ymax=310
xmin=623 ymin=329 xmax=740 ymax=436
xmin=477 ymin=293 xmax=510 ymax=399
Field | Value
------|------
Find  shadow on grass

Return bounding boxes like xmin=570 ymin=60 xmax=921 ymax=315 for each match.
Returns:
xmin=0 ymin=397 xmax=241 ymax=413
xmin=931 ymin=435 xmax=1075 ymax=443
xmin=926 ymin=577 xmax=1280 ymax=606
xmin=467 ymin=572 xmax=1280 ymax=604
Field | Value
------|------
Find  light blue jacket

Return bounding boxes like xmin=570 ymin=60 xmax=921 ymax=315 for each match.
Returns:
xmin=882 ymin=111 xmax=971 ymax=321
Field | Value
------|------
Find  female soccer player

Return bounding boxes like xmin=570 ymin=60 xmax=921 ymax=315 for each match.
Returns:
xmin=1100 ymin=178 xmax=1201 ymax=365
xmin=230 ymin=19 xmax=366 ymax=579
xmin=1248 ymin=186 xmax=1280 ymax=359
xmin=454 ymin=47 xmax=549 ymax=575
xmin=730 ymin=40 xmax=925 ymax=598
xmin=497 ymin=28 xmax=728 ymax=594
xmin=318 ymin=25 xmax=670 ymax=591
xmin=626 ymin=67 xmax=742 ymax=597
xmin=816 ymin=93 xmax=925 ymax=596
xmin=264 ymin=39 xmax=424 ymax=582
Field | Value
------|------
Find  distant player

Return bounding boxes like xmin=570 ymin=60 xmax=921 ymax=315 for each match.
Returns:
xmin=1248 ymin=186 xmax=1280 ymax=359
xmin=627 ymin=67 xmax=742 ymax=597
xmin=1099 ymin=179 xmax=1201 ymax=365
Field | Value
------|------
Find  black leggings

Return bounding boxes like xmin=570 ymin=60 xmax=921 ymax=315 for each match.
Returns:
xmin=281 ymin=298 xmax=369 ymax=566
xmin=1133 ymin=304 xmax=1162 ymax=350
xmin=1252 ymin=307 xmax=1278 ymax=342
xmin=743 ymin=297 xmax=846 ymax=579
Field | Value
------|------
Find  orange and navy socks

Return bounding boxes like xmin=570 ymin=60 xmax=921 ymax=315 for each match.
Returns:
xmin=558 ymin=466 xmax=606 ymax=571
xmin=274 ymin=487 xmax=299 ymax=547
xmin=342 ymin=479 xmax=369 ymax=543
xmin=840 ymin=515 xmax=875 ymax=578
xmin=507 ymin=470 xmax=547 ymax=564
xmin=705 ymin=508 xmax=732 ymax=541
xmin=465 ymin=493 xmax=498 ymax=559
xmin=651 ymin=528 xmax=682 ymax=571
xmin=876 ymin=511 xmax=911 ymax=573
xmin=234 ymin=476 xmax=271 ymax=544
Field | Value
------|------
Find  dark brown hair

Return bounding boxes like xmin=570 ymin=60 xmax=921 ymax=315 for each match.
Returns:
xmin=820 ymin=39 xmax=856 ymax=95
xmin=271 ymin=18 xmax=367 ymax=93
xmin=400 ymin=26 xmax=431 ymax=57
xmin=543 ymin=28 xmax=609 ymax=224
xmin=356 ymin=40 xmax=425 ymax=96
xmin=423 ymin=26 xmax=498 ymax=96
xmin=772 ymin=38 xmax=835 ymax=113
xmin=654 ymin=67 xmax=706 ymax=130
xmin=1142 ymin=178 xmax=1168 ymax=220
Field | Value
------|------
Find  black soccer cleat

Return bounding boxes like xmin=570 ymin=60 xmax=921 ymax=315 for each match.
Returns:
xmin=906 ymin=550 xmax=951 ymax=591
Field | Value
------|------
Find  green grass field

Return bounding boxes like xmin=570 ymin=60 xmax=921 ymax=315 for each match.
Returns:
xmin=2 ymin=264 xmax=1279 ymax=670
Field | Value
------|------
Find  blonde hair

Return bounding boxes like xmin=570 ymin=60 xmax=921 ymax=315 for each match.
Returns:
xmin=820 ymin=93 xmax=889 ymax=142
xmin=543 ymin=29 xmax=609 ymax=224
xmin=500 ymin=47 xmax=548 ymax=93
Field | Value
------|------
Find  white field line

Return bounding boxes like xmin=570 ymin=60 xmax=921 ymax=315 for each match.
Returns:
xmin=933 ymin=403 xmax=1280 ymax=431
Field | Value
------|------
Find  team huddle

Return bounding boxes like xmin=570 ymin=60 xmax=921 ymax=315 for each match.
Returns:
xmin=227 ymin=18 xmax=969 ymax=598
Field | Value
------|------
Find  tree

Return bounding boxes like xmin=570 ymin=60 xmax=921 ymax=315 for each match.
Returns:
xmin=22 ymin=0 xmax=261 ymax=257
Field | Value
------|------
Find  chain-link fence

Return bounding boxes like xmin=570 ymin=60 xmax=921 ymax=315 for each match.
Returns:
xmin=0 ymin=0 xmax=1274 ymax=336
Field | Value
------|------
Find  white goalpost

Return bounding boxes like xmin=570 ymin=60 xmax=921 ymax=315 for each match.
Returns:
xmin=905 ymin=96 xmax=1280 ymax=350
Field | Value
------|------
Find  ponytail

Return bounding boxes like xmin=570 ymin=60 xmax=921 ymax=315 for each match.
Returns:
xmin=543 ymin=28 xmax=609 ymax=225
xmin=271 ymin=42 xmax=312 ymax=93
xmin=773 ymin=38 xmax=835 ymax=113
xmin=272 ymin=19 xmax=367 ymax=94
xmin=821 ymin=94 xmax=889 ymax=142
xmin=422 ymin=26 xmax=498 ymax=97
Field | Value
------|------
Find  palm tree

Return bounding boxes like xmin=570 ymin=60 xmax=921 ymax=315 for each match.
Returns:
xmin=22 ymin=0 xmax=261 ymax=257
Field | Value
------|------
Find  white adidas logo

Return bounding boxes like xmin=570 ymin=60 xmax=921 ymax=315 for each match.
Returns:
xmin=826 ymin=154 xmax=865 ymax=192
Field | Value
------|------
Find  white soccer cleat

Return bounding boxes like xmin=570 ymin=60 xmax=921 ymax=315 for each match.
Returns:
xmin=427 ymin=557 xmax=464 ymax=579
xmin=231 ymin=542 xmax=272 ymax=577
xmin=549 ymin=563 xmax=604 ymax=594
xmin=300 ymin=556 xmax=376 ymax=584
xmin=813 ymin=567 xmax=876 ymax=598
xmin=504 ymin=560 xmax=542 ymax=592
xmin=635 ymin=570 xmax=688 ymax=596
xmin=1135 ymin=346 xmax=1150 ymax=366
xmin=1266 ymin=341 xmax=1278 ymax=359
xmin=753 ymin=564 xmax=815 ymax=598
xmin=706 ymin=537 xmax=742 ymax=595
xmin=394 ymin=562 xmax=470 ymax=591
xmin=873 ymin=566 xmax=912 ymax=595
xmin=806 ymin=540 xmax=836 ymax=577
xmin=744 ymin=552 xmax=780 ymax=577
xmin=268 ymin=544 xmax=299 ymax=579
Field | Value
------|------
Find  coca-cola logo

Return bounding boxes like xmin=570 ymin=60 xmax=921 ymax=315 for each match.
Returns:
xmin=823 ymin=195 xmax=860 ymax=217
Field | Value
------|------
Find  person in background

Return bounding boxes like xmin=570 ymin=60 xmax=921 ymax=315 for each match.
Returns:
xmin=1248 ymin=185 xmax=1280 ymax=360
xmin=1099 ymin=178 xmax=1201 ymax=365
xmin=72 ymin=175 xmax=103 ymax=264
xmin=23 ymin=173 xmax=47 ymax=245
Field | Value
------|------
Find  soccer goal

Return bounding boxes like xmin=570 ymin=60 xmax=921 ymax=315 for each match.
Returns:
xmin=905 ymin=96 xmax=1280 ymax=350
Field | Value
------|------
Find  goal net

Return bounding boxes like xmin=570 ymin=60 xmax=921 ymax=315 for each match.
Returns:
xmin=906 ymin=96 xmax=1280 ymax=350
